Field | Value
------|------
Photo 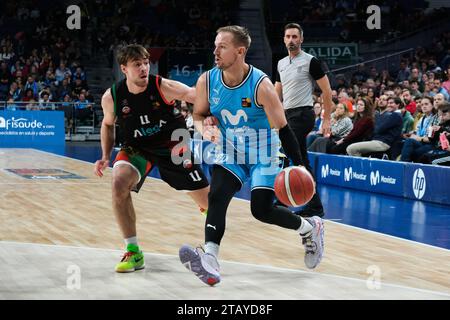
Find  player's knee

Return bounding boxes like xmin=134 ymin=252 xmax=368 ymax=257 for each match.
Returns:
xmin=208 ymin=188 xmax=229 ymax=207
xmin=250 ymin=190 xmax=273 ymax=222
xmin=112 ymin=175 xmax=134 ymax=198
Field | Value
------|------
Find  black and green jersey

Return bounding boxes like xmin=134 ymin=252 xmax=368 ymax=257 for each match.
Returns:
xmin=111 ymin=75 xmax=187 ymax=152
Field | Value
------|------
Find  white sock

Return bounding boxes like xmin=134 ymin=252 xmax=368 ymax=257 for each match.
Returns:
xmin=124 ymin=236 xmax=138 ymax=246
xmin=205 ymin=242 xmax=220 ymax=258
xmin=297 ymin=218 xmax=313 ymax=236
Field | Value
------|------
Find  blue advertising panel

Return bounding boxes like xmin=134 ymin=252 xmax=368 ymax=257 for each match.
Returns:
xmin=404 ymin=163 xmax=450 ymax=205
xmin=364 ymin=158 xmax=404 ymax=197
xmin=316 ymin=154 xmax=405 ymax=198
xmin=316 ymin=154 xmax=345 ymax=186
xmin=340 ymin=156 xmax=368 ymax=191
xmin=0 ymin=111 xmax=65 ymax=153
xmin=307 ymin=151 xmax=318 ymax=175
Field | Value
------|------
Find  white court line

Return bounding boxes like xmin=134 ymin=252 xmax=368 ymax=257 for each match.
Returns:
xmin=19 ymin=148 xmax=450 ymax=252
xmin=232 ymin=196 xmax=450 ymax=253
xmin=1 ymin=240 xmax=449 ymax=298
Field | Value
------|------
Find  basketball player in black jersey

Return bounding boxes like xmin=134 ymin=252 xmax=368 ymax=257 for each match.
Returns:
xmin=94 ymin=44 xmax=210 ymax=272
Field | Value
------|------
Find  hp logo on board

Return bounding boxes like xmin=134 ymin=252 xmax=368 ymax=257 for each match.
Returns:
xmin=412 ymin=168 xmax=426 ymax=199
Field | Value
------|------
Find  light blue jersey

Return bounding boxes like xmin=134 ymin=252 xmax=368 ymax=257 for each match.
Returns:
xmin=206 ymin=65 xmax=281 ymax=190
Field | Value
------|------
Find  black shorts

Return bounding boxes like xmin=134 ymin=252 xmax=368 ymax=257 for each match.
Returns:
xmin=113 ymin=146 xmax=209 ymax=193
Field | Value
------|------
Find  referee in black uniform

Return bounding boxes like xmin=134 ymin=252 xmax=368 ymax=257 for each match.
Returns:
xmin=275 ymin=23 xmax=333 ymax=218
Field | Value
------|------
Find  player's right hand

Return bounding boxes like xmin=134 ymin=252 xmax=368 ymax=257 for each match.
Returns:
xmin=94 ymin=159 xmax=109 ymax=177
xmin=203 ymin=116 xmax=220 ymax=143
xmin=203 ymin=125 xmax=221 ymax=143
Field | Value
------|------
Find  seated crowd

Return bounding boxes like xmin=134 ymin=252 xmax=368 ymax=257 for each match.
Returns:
xmin=308 ymin=81 xmax=450 ymax=166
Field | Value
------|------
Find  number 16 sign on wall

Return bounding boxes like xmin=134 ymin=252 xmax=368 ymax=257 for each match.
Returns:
xmin=168 ymin=50 xmax=212 ymax=86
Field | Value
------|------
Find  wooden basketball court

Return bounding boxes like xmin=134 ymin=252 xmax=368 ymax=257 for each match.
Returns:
xmin=0 ymin=148 xmax=449 ymax=299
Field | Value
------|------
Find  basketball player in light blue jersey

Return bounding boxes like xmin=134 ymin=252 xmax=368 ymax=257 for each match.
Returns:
xmin=179 ymin=25 xmax=324 ymax=286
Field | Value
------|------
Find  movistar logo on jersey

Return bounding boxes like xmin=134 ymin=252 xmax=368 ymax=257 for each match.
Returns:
xmin=220 ymin=109 xmax=248 ymax=126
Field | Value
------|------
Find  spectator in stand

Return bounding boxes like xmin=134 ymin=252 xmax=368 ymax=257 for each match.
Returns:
xmin=328 ymin=97 xmax=374 ymax=155
xmin=58 ymin=93 xmax=74 ymax=133
xmin=0 ymin=61 xmax=10 ymax=81
xmin=22 ymin=88 xmax=34 ymax=102
xmin=41 ymin=70 xmax=57 ymax=88
xmin=412 ymin=97 xmax=423 ymax=130
xmin=402 ymin=88 xmax=416 ymax=115
xmin=56 ymin=78 xmax=71 ymax=101
xmin=434 ymin=93 xmax=446 ymax=110
xmin=374 ymin=94 xmax=389 ymax=114
xmin=410 ymin=80 xmax=422 ymax=98
xmin=427 ymin=58 xmax=442 ymax=73
xmin=71 ymin=78 xmax=86 ymax=97
xmin=393 ymin=84 xmax=403 ymax=97
xmin=395 ymin=97 xmax=414 ymax=136
xmin=0 ymin=75 xmax=9 ymax=101
xmin=409 ymin=67 xmax=421 ymax=82
xmin=312 ymin=101 xmax=323 ymax=132
xmin=74 ymin=93 xmax=94 ymax=125
xmin=24 ymin=76 xmax=39 ymax=99
xmin=379 ymin=69 xmax=393 ymax=86
xmin=347 ymin=94 xmax=402 ymax=157
xmin=396 ymin=61 xmax=410 ymax=83
xmin=337 ymin=91 xmax=354 ymax=117
xmin=55 ymin=61 xmax=72 ymax=83
xmin=399 ymin=96 xmax=440 ymax=162
xmin=306 ymin=101 xmax=324 ymax=147
xmin=418 ymin=103 xmax=450 ymax=166
xmin=308 ymin=103 xmax=353 ymax=153
xmin=441 ymin=67 xmax=450 ymax=93
xmin=433 ymin=78 xmax=449 ymax=100
xmin=367 ymin=87 xmax=375 ymax=105
xmin=8 ymin=82 xmax=22 ymax=101
xmin=39 ymin=91 xmax=54 ymax=110
xmin=72 ymin=67 xmax=86 ymax=83
xmin=84 ymin=89 xmax=95 ymax=103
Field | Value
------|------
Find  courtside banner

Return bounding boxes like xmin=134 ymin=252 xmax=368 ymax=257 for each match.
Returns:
xmin=0 ymin=111 xmax=65 ymax=149
xmin=316 ymin=154 xmax=404 ymax=197
xmin=404 ymin=163 xmax=450 ymax=205
xmin=365 ymin=158 xmax=404 ymax=197
xmin=307 ymin=152 xmax=318 ymax=175
xmin=316 ymin=154 xmax=345 ymax=186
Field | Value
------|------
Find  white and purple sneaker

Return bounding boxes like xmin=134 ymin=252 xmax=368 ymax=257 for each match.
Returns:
xmin=179 ymin=245 xmax=221 ymax=286
xmin=301 ymin=216 xmax=324 ymax=269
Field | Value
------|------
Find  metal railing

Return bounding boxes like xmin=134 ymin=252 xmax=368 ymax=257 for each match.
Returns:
xmin=326 ymin=48 xmax=415 ymax=88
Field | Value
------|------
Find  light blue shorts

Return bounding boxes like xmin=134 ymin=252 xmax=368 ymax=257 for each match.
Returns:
xmin=219 ymin=157 xmax=282 ymax=190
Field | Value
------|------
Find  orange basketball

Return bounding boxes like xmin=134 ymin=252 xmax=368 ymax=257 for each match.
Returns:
xmin=274 ymin=166 xmax=316 ymax=207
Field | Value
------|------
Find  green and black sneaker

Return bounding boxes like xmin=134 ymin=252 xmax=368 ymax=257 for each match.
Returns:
xmin=115 ymin=244 xmax=145 ymax=273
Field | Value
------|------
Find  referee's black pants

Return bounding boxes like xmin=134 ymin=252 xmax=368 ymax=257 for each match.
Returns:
xmin=285 ymin=106 xmax=324 ymax=217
